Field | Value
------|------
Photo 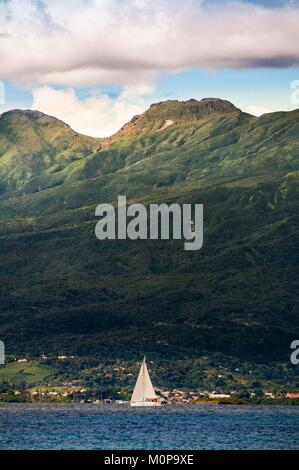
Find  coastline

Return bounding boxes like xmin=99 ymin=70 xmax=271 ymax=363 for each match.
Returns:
xmin=1 ymin=395 xmax=299 ymax=405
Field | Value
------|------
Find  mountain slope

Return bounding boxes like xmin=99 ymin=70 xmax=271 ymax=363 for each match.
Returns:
xmin=1 ymin=99 xmax=298 ymax=211
xmin=0 ymin=109 xmax=101 ymax=196
xmin=0 ymin=99 xmax=298 ymax=391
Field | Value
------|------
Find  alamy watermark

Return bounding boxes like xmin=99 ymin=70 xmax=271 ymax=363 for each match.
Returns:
xmin=290 ymin=80 xmax=299 ymax=106
xmin=0 ymin=80 xmax=5 ymax=105
xmin=290 ymin=340 xmax=299 ymax=365
xmin=0 ymin=341 xmax=5 ymax=365
xmin=95 ymin=196 xmax=203 ymax=251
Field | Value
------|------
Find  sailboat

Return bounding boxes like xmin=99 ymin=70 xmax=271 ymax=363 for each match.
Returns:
xmin=130 ymin=357 xmax=161 ymax=407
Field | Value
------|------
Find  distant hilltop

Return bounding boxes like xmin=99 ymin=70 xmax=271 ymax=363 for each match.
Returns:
xmin=0 ymin=99 xmax=298 ymax=198
xmin=0 ymin=95 xmax=298 ymax=385
xmin=149 ymin=97 xmax=239 ymax=112
xmin=0 ymin=97 xmax=241 ymax=140
xmin=117 ymin=97 xmax=242 ymax=138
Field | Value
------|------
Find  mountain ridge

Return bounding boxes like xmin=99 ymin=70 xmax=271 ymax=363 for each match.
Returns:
xmin=0 ymin=99 xmax=298 ymax=203
xmin=0 ymin=97 xmax=298 ymax=391
xmin=0 ymin=97 xmax=243 ymax=140
xmin=113 ymin=97 xmax=243 ymax=138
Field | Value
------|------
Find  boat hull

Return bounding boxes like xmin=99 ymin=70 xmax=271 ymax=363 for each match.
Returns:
xmin=130 ymin=401 xmax=162 ymax=407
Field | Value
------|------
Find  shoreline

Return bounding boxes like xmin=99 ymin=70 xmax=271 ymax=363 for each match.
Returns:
xmin=1 ymin=398 xmax=299 ymax=406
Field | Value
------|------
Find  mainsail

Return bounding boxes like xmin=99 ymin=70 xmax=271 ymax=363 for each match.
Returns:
xmin=131 ymin=357 xmax=158 ymax=404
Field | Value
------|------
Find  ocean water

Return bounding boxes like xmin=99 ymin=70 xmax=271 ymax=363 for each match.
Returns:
xmin=0 ymin=404 xmax=298 ymax=450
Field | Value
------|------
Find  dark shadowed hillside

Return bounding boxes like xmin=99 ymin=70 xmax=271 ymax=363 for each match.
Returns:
xmin=0 ymin=98 xmax=298 ymax=390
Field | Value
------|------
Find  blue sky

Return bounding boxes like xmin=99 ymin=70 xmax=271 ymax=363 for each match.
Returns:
xmin=0 ymin=0 xmax=299 ymax=136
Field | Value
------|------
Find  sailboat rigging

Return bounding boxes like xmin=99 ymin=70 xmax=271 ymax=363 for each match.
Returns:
xmin=130 ymin=357 xmax=161 ymax=407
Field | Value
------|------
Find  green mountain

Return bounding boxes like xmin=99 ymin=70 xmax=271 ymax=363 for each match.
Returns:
xmin=0 ymin=98 xmax=298 ymax=391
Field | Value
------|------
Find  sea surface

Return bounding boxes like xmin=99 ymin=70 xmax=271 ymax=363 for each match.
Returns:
xmin=0 ymin=404 xmax=298 ymax=450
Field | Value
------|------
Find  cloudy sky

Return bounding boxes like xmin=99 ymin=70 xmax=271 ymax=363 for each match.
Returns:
xmin=0 ymin=0 xmax=299 ymax=136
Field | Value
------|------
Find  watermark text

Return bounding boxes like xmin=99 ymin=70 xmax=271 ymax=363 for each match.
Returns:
xmin=0 ymin=341 xmax=5 ymax=365
xmin=95 ymin=196 xmax=203 ymax=251
xmin=290 ymin=340 xmax=299 ymax=365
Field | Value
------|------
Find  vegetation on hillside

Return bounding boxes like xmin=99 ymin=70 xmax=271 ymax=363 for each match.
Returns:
xmin=0 ymin=99 xmax=298 ymax=392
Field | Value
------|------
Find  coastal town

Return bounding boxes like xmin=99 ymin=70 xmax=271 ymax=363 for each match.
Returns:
xmin=4 ymin=385 xmax=299 ymax=405
xmin=1 ymin=355 xmax=298 ymax=405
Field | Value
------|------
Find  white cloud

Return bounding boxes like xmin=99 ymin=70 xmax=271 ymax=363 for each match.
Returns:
xmin=246 ymin=105 xmax=272 ymax=116
xmin=0 ymin=0 xmax=299 ymax=87
xmin=31 ymin=85 xmax=154 ymax=137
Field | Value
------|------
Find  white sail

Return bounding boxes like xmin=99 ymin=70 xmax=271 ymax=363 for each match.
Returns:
xmin=130 ymin=357 xmax=160 ymax=406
